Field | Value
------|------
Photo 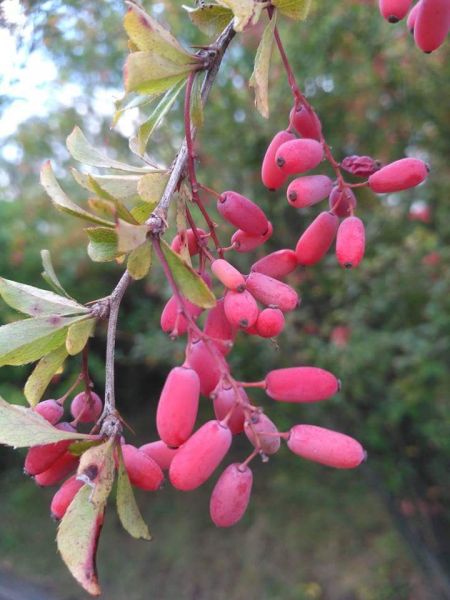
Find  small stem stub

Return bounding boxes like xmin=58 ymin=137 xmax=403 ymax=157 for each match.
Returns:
xmin=100 ymin=413 xmax=122 ymax=438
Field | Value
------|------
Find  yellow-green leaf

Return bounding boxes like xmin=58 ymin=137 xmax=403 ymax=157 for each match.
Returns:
xmin=85 ymin=227 xmax=120 ymax=263
xmin=24 ymin=345 xmax=68 ymax=406
xmin=116 ymin=446 xmax=151 ymax=540
xmin=124 ymin=51 xmax=191 ymax=95
xmin=127 ymin=242 xmax=152 ymax=280
xmin=249 ymin=14 xmax=276 ymax=119
xmin=216 ymin=0 xmax=262 ymax=31
xmin=190 ymin=73 xmax=204 ymax=129
xmin=69 ymin=439 xmax=104 ymax=457
xmin=272 ymin=0 xmax=312 ymax=20
xmin=137 ymin=172 xmax=169 ymax=204
xmin=87 ymin=176 xmax=138 ymax=224
xmin=116 ymin=219 xmax=149 ymax=254
xmin=77 ymin=438 xmax=116 ymax=509
xmin=66 ymin=318 xmax=96 ymax=356
xmin=72 ymin=170 xmax=141 ymax=201
xmin=130 ymin=201 xmax=157 ymax=224
xmin=184 ymin=4 xmax=233 ymax=37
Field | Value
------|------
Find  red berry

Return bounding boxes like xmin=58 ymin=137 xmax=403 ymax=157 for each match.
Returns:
xmin=70 ymin=391 xmax=103 ymax=423
xmin=160 ymin=295 xmax=202 ymax=337
xmin=265 ymin=367 xmax=339 ymax=403
xmin=34 ymin=399 xmax=64 ymax=425
xmin=169 ymin=420 xmax=232 ymax=491
xmin=407 ymin=1 xmax=420 ymax=32
xmin=246 ymin=272 xmax=299 ymax=313
xmin=223 ymin=289 xmax=259 ymax=329
xmin=368 ymin=158 xmax=429 ymax=193
xmin=289 ymin=105 xmax=322 ymax=140
xmin=171 ymin=228 xmax=207 ymax=256
xmin=328 ymin=186 xmax=357 ymax=218
xmin=140 ymin=440 xmax=178 ymax=471
xmin=211 ymin=383 xmax=247 ymax=435
xmin=261 ymin=130 xmax=296 ymax=190
xmin=156 ymin=366 xmax=200 ymax=448
xmin=244 ymin=412 xmax=281 ymax=455
xmin=275 ymin=138 xmax=324 ymax=176
xmin=255 ymin=308 xmax=285 ymax=338
xmin=340 ymin=155 xmax=381 ymax=177
xmin=24 ymin=422 xmax=76 ymax=476
xmin=251 ymin=249 xmax=298 ymax=279
xmin=379 ymin=0 xmax=412 ymax=22
xmin=203 ymin=298 xmax=236 ymax=355
xmin=287 ymin=425 xmax=366 ymax=468
xmin=122 ymin=444 xmax=164 ymax=491
xmin=34 ymin=452 xmax=79 ymax=487
xmin=50 ymin=475 xmax=83 ymax=520
xmin=295 ymin=211 xmax=339 ymax=266
xmin=210 ymin=463 xmax=253 ymax=527
xmin=336 ymin=217 xmax=366 ymax=269
xmin=287 ymin=175 xmax=333 ymax=209
xmin=186 ymin=339 xmax=223 ymax=396
xmin=414 ymin=0 xmax=450 ymax=52
xmin=211 ymin=259 xmax=246 ymax=292
xmin=217 ymin=191 xmax=269 ymax=236
xmin=231 ymin=222 xmax=273 ymax=252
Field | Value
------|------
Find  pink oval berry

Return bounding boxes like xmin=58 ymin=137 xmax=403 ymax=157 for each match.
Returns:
xmin=203 ymin=298 xmax=236 ymax=355
xmin=289 ymin=105 xmax=322 ymax=140
xmin=140 ymin=440 xmax=178 ymax=471
xmin=251 ymin=249 xmax=298 ymax=280
xmin=328 ymin=186 xmax=357 ymax=218
xmin=122 ymin=444 xmax=164 ymax=491
xmin=186 ymin=339 xmax=223 ymax=396
xmin=287 ymin=425 xmax=366 ymax=468
xmin=160 ymin=295 xmax=202 ymax=337
xmin=368 ymin=158 xmax=429 ymax=193
xmin=336 ymin=217 xmax=366 ymax=269
xmin=295 ymin=211 xmax=339 ymax=266
xmin=211 ymin=383 xmax=247 ymax=435
xmin=24 ymin=422 xmax=76 ymax=476
xmin=261 ymin=130 xmax=296 ymax=190
xmin=70 ymin=391 xmax=103 ymax=423
xmin=217 ymin=191 xmax=269 ymax=236
xmin=231 ymin=222 xmax=273 ymax=253
xmin=246 ymin=272 xmax=299 ymax=313
xmin=256 ymin=308 xmax=285 ymax=338
xmin=210 ymin=463 xmax=253 ymax=527
xmin=265 ymin=367 xmax=339 ymax=403
xmin=287 ymin=175 xmax=333 ymax=209
xmin=414 ymin=0 xmax=450 ymax=52
xmin=223 ymin=289 xmax=259 ymax=329
xmin=171 ymin=228 xmax=207 ymax=256
xmin=407 ymin=1 xmax=421 ymax=32
xmin=379 ymin=0 xmax=412 ymax=22
xmin=275 ymin=139 xmax=324 ymax=176
xmin=34 ymin=452 xmax=79 ymax=487
xmin=50 ymin=475 xmax=84 ymax=520
xmin=211 ymin=259 xmax=246 ymax=292
xmin=244 ymin=412 xmax=281 ymax=455
xmin=169 ymin=420 xmax=232 ymax=491
xmin=34 ymin=399 xmax=64 ymax=425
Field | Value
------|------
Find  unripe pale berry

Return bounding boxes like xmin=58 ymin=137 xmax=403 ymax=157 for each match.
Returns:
xmin=275 ymin=139 xmax=324 ymax=176
xmin=231 ymin=222 xmax=273 ymax=253
xmin=414 ymin=0 xmax=450 ymax=52
xmin=140 ymin=440 xmax=178 ymax=471
xmin=261 ymin=130 xmax=296 ymax=190
xmin=203 ymin=298 xmax=236 ymax=355
xmin=171 ymin=228 xmax=207 ymax=256
xmin=224 ymin=289 xmax=259 ymax=329
xmin=265 ymin=367 xmax=340 ymax=403
xmin=336 ymin=217 xmax=366 ymax=269
xmin=24 ymin=422 xmax=76 ymax=476
xmin=186 ymin=339 xmax=223 ymax=396
xmin=379 ymin=0 xmax=412 ymax=22
xmin=50 ymin=475 xmax=84 ymax=520
xmin=256 ymin=308 xmax=285 ymax=338
xmin=287 ymin=425 xmax=366 ymax=468
xmin=169 ymin=420 xmax=232 ymax=491
xmin=328 ymin=186 xmax=357 ymax=218
xmin=34 ymin=399 xmax=64 ymax=425
xmin=70 ymin=391 xmax=103 ymax=423
xmin=246 ymin=272 xmax=299 ymax=313
xmin=289 ymin=105 xmax=322 ymax=140
xmin=122 ymin=444 xmax=164 ymax=491
xmin=295 ymin=211 xmax=339 ymax=266
xmin=156 ymin=366 xmax=200 ymax=448
xmin=244 ymin=412 xmax=281 ymax=455
xmin=287 ymin=175 xmax=333 ymax=208
xmin=211 ymin=259 xmax=246 ymax=292
xmin=251 ymin=249 xmax=297 ymax=280
xmin=368 ymin=158 xmax=429 ymax=193
xmin=34 ymin=452 xmax=79 ymax=487
xmin=210 ymin=463 xmax=253 ymax=527
xmin=217 ymin=191 xmax=269 ymax=236
xmin=211 ymin=383 xmax=248 ymax=435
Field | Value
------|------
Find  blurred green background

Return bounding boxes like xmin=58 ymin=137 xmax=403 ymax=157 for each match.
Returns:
xmin=0 ymin=1 xmax=449 ymax=599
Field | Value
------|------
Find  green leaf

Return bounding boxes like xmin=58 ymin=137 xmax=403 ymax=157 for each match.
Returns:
xmin=24 ymin=345 xmax=68 ymax=406
xmin=249 ymin=14 xmax=276 ymax=119
xmin=272 ymin=0 xmax=312 ymax=20
xmin=116 ymin=446 xmax=151 ymax=540
xmin=85 ymin=228 xmax=120 ymax=263
xmin=40 ymin=161 xmax=115 ymax=228
xmin=77 ymin=439 xmax=116 ymax=509
xmin=66 ymin=318 xmax=96 ymax=356
xmin=71 ymin=170 xmax=141 ymax=201
xmin=136 ymin=79 xmax=186 ymax=155
xmin=57 ymin=485 xmax=104 ymax=596
xmin=113 ymin=92 xmax=156 ymax=127
xmin=216 ymin=0 xmax=262 ymax=31
xmin=184 ymin=4 xmax=233 ymax=37
xmin=125 ymin=51 xmax=191 ymax=96
xmin=137 ymin=172 xmax=169 ymax=204
xmin=116 ymin=219 xmax=149 ymax=254
xmin=69 ymin=439 xmax=104 ymax=457
xmin=41 ymin=250 xmax=73 ymax=299
xmin=66 ymin=127 xmax=154 ymax=173
xmin=86 ymin=176 xmax=139 ymax=224
xmin=160 ymin=240 xmax=216 ymax=309
xmin=0 ymin=277 xmax=88 ymax=318
xmin=124 ymin=3 xmax=197 ymax=66
xmin=0 ymin=397 xmax=91 ymax=448
xmin=127 ymin=242 xmax=152 ymax=280
xmin=190 ymin=73 xmax=204 ymax=129
xmin=130 ymin=201 xmax=157 ymax=224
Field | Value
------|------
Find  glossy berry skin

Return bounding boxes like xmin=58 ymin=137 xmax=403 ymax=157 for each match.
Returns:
xmin=287 ymin=425 xmax=366 ymax=469
xmin=186 ymin=339 xmax=223 ymax=397
xmin=275 ymin=139 xmax=324 ymax=176
xmin=336 ymin=217 xmax=366 ymax=269
xmin=295 ymin=212 xmax=339 ymax=266
xmin=160 ymin=295 xmax=202 ymax=337
xmin=34 ymin=399 xmax=64 ymax=425
xmin=289 ymin=105 xmax=322 ymax=140
xmin=261 ymin=130 xmax=296 ymax=190
xmin=246 ymin=272 xmax=299 ymax=313
xmin=232 ymin=222 xmax=273 ymax=253
xmin=34 ymin=452 xmax=79 ymax=487
xmin=265 ymin=367 xmax=339 ymax=403
xmin=156 ymin=366 xmax=200 ymax=448
xmin=140 ymin=440 xmax=178 ymax=471
xmin=287 ymin=175 xmax=333 ymax=208
xmin=368 ymin=158 xmax=429 ymax=193
xmin=203 ymin=298 xmax=236 ymax=356
xmin=217 ymin=191 xmax=269 ymax=236
xmin=244 ymin=412 xmax=281 ymax=455
xmin=407 ymin=1 xmax=421 ymax=32
xmin=122 ymin=444 xmax=164 ymax=491
xmin=224 ymin=289 xmax=259 ymax=329
xmin=328 ymin=186 xmax=357 ymax=218
xmin=251 ymin=249 xmax=297 ymax=280
xmin=256 ymin=308 xmax=285 ymax=338
xmin=211 ymin=259 xmax=246 ymax=292
xmin=414 ymin=0 xmax=450 ymax=52
xmin=70 ymin=391 xmax=103 ymax=423
xmin=169 ymin=420 xmax=232 ymax=491
xmin=211 ymin=384 xmax=247 ymax=435
xmin=379 ymin=0 xmax=412 ymax=22
xmin=210 ymin=464 xmax=253 ymax=527
xmin=171 ymin=228 xmax=207 ymax=256
xmin=50 ymin=475 xmax=83 ymax=520
xmin=24 ymin=422 xmax=76 ymax=476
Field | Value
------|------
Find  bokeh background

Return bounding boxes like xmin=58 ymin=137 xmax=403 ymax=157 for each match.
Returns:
xmin=0 ymin=1 xmax=449 ymax=599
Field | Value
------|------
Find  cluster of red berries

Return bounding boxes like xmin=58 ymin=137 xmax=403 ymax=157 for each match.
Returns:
xmin=378 ymin=0 xmax=449 ymax=53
